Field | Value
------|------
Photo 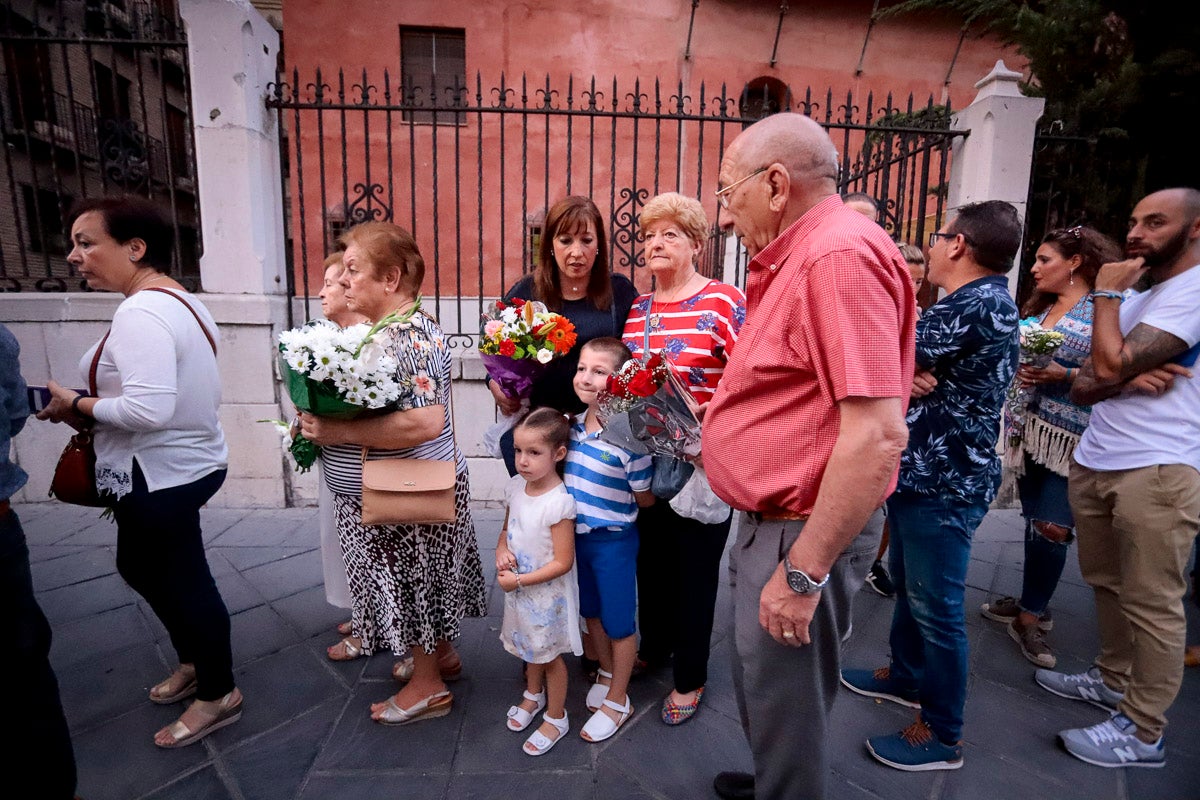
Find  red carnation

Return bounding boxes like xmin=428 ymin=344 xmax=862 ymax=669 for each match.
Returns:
xmin=499 ymin=339 xmax=516 ymax=357
xmin=511 ymin=298 xmax=526 ymax=307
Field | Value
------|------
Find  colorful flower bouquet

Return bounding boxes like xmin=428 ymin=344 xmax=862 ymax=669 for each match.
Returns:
xmin=1006 ymin=317 xmax=1067 ymax=448
xmin=596 ymin=353 xmax=701 ymax=459
xmin=264 ymin=303 xmax=422 ymax=472
xmin=478 ymin=298 xmax=577 ymax=400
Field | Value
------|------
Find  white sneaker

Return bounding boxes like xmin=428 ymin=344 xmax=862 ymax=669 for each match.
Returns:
xmin=1058 ymin=713 xmax=1165 ymax=768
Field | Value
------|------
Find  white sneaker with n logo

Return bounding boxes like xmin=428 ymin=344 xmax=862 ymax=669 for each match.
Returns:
xmin=1058 ymin=713 xmax=1165 ymax=768
xmin=1034 ymin=665 xmax=1123 ymax=710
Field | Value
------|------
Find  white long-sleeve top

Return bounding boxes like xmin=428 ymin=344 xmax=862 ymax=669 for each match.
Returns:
xmin=79 ymin=288 xmax=228 ymax=499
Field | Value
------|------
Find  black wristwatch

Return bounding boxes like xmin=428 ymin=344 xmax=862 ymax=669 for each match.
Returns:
xmin=784 ymin=554 xmax=829 ymax=595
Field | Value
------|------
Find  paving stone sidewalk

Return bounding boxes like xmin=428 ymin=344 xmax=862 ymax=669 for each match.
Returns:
xmin=17 ymin=501 xmax=1199 ymax=800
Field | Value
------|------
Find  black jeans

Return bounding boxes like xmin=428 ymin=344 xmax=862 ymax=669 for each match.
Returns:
xmin=635 ymin=500 xmax=732 ymax=693
xmin=1 ymin=508 xmax=77 ymax=799
xmin=114 ymin=463 xmax=233 ymax=701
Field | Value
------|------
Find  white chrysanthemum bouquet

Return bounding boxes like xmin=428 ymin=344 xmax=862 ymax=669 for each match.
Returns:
xmin=266 ymin=303 xmax=422 ymax=471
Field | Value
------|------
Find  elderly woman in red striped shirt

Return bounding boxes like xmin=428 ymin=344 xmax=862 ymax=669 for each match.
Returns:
xmin=621 ymin=191 xmax=746 ymax=725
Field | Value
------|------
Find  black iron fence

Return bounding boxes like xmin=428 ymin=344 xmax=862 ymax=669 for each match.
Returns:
xmin=269 ymin=69 xmax=963 ymax=342
xmin=0 ymin=0 xmax=200 ymax=292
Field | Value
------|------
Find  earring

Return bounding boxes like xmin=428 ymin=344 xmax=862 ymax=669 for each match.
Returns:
xmin=1069 ymin=271 xmax=1075 ymax=285
xmin=129 ymin=255 xmax=137 ymax=262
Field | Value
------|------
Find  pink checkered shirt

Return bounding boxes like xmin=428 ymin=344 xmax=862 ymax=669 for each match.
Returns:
xmin=702 ymin=196 xmax=916 ymax=516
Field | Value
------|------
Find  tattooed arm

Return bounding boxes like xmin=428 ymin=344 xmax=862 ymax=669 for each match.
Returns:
xmin=1071 ymin=323 xmax=1190 ymax=405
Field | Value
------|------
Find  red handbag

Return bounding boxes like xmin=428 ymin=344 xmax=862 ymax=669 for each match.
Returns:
xmin=49 ymin=330 xmax=109 ymax=506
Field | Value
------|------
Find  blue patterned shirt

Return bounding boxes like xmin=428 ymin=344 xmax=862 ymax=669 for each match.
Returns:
xmin=898 ymin=275 xmax=1018 ymax=503
xmin=1 ymin=323 xmax=29 ymax=501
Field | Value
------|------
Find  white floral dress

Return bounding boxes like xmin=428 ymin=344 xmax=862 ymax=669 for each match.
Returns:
xmin=499 ymin=476 xmax=583 ymax=664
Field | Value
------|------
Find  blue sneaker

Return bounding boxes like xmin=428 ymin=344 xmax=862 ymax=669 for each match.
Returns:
xmin=1058 ymin=713 xmax=1165 ymax=768
xmin=840 ymin=666 xmax=920 ymax=709
xmin=867 ymin=719 xmax=963 ymax=771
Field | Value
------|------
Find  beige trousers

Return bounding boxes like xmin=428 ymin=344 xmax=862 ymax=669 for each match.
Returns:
xmin=1069 ymin=461 xmax=1200 ymax=740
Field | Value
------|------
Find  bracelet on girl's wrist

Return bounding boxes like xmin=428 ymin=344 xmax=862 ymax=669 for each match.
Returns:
xmin=1090 ymin=290 xmax=1124 ymax=302
xmin=515 ymin=572 xmax=522 ymax=589
xmin=72 ymin=395 xmax=85 ymax=416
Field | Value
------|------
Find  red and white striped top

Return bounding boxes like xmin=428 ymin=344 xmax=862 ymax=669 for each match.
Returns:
xmin=621 ymin=280 xmax=746 ymax=404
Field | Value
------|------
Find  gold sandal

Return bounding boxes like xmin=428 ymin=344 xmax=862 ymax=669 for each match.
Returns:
xmin=155 ymin=691 xmax=243 ymax=748
xmin=149 ymin=667 xmax=198 ymax=705
xmin=327 ymin=637 xmax=364 ymax=661
xmin=374 ymin=690 xmax=452 ymax=726
xmin=392 ymin=652 xmax=462 ymax=682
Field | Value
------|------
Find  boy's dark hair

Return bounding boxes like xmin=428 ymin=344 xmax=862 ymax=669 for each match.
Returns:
xmin=947 ymin=200 xmax=1022 ymax=274
xmin=581 ymin=337 xmax=633 ymax=370
xmin=67 ymin=195 xmax=174 ymax=271
xmin=515 ymin=407 xmax=572 ymax=453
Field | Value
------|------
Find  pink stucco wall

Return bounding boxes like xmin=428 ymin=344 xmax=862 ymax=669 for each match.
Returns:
xmin=281 ymin=0 xmax=1025 ymax=303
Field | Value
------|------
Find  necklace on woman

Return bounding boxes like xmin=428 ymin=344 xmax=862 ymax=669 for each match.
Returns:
xmin=649 ymin=271 xmax=702 ymax=329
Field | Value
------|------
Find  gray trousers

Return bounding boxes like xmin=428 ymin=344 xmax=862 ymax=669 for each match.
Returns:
xmin=729 ymin=509 xmax=882 ymax=800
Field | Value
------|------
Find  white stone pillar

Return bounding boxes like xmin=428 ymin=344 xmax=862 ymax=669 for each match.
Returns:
xmin=180 ymin=0 xmax=286 ymax=295
xmin=947 ymin=60 xmax=1045 ymax=297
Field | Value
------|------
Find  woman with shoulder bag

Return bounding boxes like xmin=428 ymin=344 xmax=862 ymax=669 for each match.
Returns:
xmin=621 ymin=192 xmax=745 ymax=725
xmin=37 ymin=196 xmax=239 ymax=749
xmin=297 ymin=221 xmax=487 ymax=724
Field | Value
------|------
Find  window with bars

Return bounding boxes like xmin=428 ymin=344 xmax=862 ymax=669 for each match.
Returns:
xmin=399 ymin=26 xmax=465 ymax=125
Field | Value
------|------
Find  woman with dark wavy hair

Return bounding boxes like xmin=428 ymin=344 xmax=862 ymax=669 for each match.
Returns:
xmin=980 ymin=225 xmax=1122 ymax=669
xmin=489 ymin=196 xmax=639 ymax=477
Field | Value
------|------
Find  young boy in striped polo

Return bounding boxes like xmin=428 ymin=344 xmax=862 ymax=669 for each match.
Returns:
xmin=563 ymin=337 xmax=655 ymax=743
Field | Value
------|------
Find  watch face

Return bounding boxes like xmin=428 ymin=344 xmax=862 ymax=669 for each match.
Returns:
xmin=786 ymin=570 xmax=810 ymax=594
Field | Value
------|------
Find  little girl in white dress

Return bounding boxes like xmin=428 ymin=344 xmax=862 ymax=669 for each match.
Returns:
xmin=497 ymin=408 xmax=582 ymax=756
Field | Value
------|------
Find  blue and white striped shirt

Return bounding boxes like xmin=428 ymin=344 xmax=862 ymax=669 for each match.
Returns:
xmin=564 ymin=422 xmax=653 ymax=534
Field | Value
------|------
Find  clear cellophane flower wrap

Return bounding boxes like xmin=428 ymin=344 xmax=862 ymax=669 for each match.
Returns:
xmin=1005 ymin=317 xmax=1067 ymax=449
xmin=596 ymin=353 xmax=702 ymax=459
xmin=477 ymin=298 xmax=577 ymax=456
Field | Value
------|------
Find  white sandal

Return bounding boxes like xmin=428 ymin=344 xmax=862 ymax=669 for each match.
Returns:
xmin=506 ymin=689 xmax=546 ymax=731
xmin=580 ymin=696 xmax=632 ymax=743
xmin=585 ymin=668 xmax=614 ymax=712
xmin=523 ymin=711 xmax=569 ymax=756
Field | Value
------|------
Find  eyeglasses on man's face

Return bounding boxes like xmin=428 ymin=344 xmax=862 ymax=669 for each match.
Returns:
xmin=928 ymin=231 xmax=957 ymax=248
xmin=715 ymin=166 xmax=768 ymax=209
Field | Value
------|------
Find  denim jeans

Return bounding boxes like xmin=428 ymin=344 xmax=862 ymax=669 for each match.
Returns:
xmin=1017 ymin=456 xmax=1074 ymax=616
xmin=886 ymin=489 xmax=989 ymax=744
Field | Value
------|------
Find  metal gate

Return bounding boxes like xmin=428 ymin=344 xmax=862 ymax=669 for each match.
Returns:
xmin=0 ymin=0 xmax=200 ymax=292
xmin=269 ymin=67 xmax=964 ymax=341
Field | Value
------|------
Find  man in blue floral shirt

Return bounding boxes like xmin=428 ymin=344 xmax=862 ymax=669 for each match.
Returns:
xmin=841 ymin=201 xmax=1021 ymax=771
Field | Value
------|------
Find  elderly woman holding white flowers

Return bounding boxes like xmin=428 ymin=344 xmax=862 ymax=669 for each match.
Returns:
xmin=297 ymin=221 xmax=486 ymax=725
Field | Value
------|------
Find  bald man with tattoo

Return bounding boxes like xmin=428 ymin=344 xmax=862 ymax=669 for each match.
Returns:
xmin=1036 ymin=187 xmax=1200 ymax=769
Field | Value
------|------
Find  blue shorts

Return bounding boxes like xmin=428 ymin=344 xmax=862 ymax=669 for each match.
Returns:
xmin=575 ymin=525 xmax=639 ymax=639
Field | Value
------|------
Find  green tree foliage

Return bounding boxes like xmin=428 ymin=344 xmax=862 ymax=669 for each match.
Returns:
xmin=882 ymin=2 xmax=1199 ymax=235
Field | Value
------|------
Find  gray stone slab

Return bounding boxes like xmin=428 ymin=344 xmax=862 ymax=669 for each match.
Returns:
xmin=215 ymin=544 xmax=315 ymax=572
xmin=300 ymin=772 xmax=449 ymax=800
xmin=29 ymin=545 xmax=117 ymax=591
xmin=199 ymin=506 xmax=249 ymax=543
xmin=453 ymin=677 xmax=592 ymax=772
xmin=71 ymin=703 xmax=212 ymax=800
xmin=26 ymin=543 xmax=93 ymax=566
xmin=37 ymin=571 xmax=137 ymax=625
xmin=313 ymin=684 xmax=463 ymax=771
xmin=209 ymin=508 xmax=321 ymax=547
xmin=230 ymin=603 xmax=301 ymax=664
xmin=213 ymin=566 xmax=268 ymax=615
xmin=445 ymin=770 xmax=596 ymax=800
xmin=48 ymin=602 xmax=155 ymax=668
xmin=54 ymin=514 xmax=121 ymax=546
xmin=142 ymin=765 xmax=238 ymax=800
xmin=240 ymin=549 xmax=324 ymax=601
xmin=224 ymin=698 xmax=340 ymax=800
xmin=272 ymin=583 xmax=354 ymax=641
xmin=56 ymin=640 xmax=165 ymax=729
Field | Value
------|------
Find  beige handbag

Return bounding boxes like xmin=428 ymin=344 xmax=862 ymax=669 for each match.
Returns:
xmin=359 ymin=361 xmax=459 ymax=526
xmin=360 ymin=452 xmax=456 ymax=525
